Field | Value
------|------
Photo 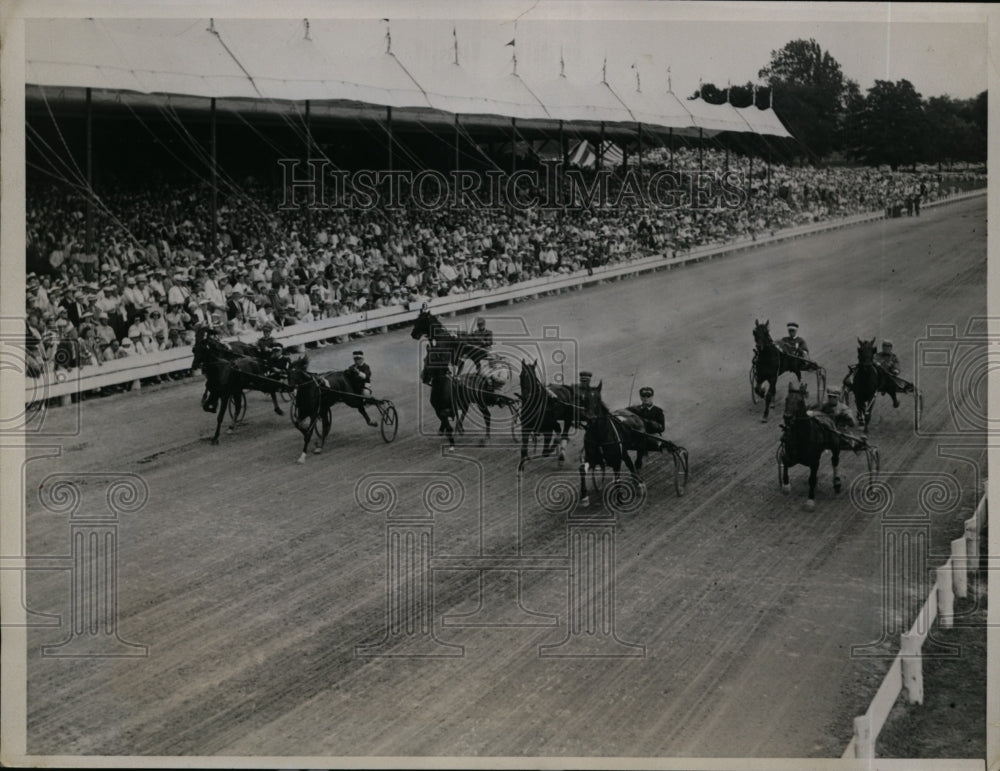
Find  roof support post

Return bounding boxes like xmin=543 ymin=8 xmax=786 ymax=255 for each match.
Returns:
xmin=85 ymin=87 xmax=94 ymax=263
xmin=598 ymin=121 xmax=605 ymax=171
xmin=637 ymin=122 xmax=643 ymax=180
xmin=669 ymin=128 xmax=673 ymax=171
xmin=454 ymin=114 xmax=460 ymax=172
xmin=305 ymin=99 xmax=312 ymax=243
xmin=387 ymin=106 xmax=393 ymax=173
xmin=210 ymin=96 xmax=217 ymax=260
xmin=698 ymin=128 xmax=703 ymax=172
xmin=560 ymin=120 xmax=568 ymax=205
xmin=511 ymin=117 xmax=517 ymax=176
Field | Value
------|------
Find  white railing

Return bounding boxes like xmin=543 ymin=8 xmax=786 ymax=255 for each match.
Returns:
xmin=842 ymin=490 xmax=987 ymax=759
xmin=23 ymin=187 xmax=986 ymax=404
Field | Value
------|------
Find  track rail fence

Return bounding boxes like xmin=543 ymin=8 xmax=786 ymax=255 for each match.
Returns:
xmin=841 ymin=489 xmax=988 ymax=760
xmin=23 ymin=188 xmax=985 ymax=405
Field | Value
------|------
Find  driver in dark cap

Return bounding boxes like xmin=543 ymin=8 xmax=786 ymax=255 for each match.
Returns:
xmin=627 ymin=386 xmax=667 ymax=469
xmin=348 ymin=350 xmax=378 ymax=427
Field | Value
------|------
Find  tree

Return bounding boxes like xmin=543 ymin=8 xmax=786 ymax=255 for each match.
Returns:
xmin=758 ymin=38 xmax=848 ymax=156
xmin=859 ymin=79 xmax=925 ymax=169
xmin=841 ymin=79 xmax=866 ymax=160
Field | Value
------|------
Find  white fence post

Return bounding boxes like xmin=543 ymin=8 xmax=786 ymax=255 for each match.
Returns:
xmin=852 ymin=714 xmax=873 ymax=759
xmin=951 ymin=537 xmax=967 ymax=599
xmin=937 ymin=563 xmax=954 ymax=628
xmin=899 ymin=632 xmax=924 ymax=704
xmin=964 ymin=516 xmax=979 ymax=571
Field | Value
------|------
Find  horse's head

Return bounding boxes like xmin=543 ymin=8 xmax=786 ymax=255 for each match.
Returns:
xmin=285 ymin=355 xmax=311 ymax=386
xmin=410 ymin=306 xmax=433 ymax=340
xmin=519 ymin=359 xmax=540 ymax=393
xmin=782 ymin=382 xmax=810 ymax=423
xmin=581 ymin=380 xmax=607 ymax=423
xmin=857 ymin=337 xmax=877 ymax=364
xmin=753 ymin=319 xmax=772 ymax=349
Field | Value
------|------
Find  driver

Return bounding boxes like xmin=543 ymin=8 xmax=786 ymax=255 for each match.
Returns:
xmin=468 ymin=317 xmax=494 ymax=373
xmin=627 ymin=386 xmax=667 ymax=469
xmin=255 ymin=323 xmax=287 ymax=371
xmin=779 ymin=322 xmax=809 ymax=360
xmin=348 ymin=350 xmax=378 ymax=427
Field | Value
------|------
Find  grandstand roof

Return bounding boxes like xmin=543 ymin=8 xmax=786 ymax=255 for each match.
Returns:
xmin=26 ymin=18 xmax=793 ymax=139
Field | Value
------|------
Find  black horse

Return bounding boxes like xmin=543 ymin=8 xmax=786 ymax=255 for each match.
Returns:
xmin=752 ymin=319 xmax=823 ymax=423
xmin=195 ymin=354 xmax=286 ymax=444
xmin=843 ymin=337 xmax=900 ymax=430
xmin=451 ymin=373 xmax=515 ymax=444
xmin=410 ymin=306 xmax=487 ymax=373
xmin=578 ymin=381 xmax=645 ymax=508
xmin=192 ymin=328 xmax=286 ymax=416
xmin=777 ymin=384 xmax=844 ymax=510
xmin=423 ymin=347 xmax=456 ymax=449
xmin=516 ymin=359 xmax=580 ymax=467
xmin=286 ymin=356 xmax=375 ymax=463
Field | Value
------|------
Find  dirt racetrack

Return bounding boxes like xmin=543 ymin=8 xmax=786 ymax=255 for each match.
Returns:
xmin=19 ymin=195 xmax=987 ymax=760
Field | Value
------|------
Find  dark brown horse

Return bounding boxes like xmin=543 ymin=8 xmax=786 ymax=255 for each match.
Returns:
xmin=286 ymin=356 xmax=374 ymax=463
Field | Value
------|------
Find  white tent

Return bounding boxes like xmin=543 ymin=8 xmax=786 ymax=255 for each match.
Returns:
xmin=26 ymin=18 xmax=793 ymax=140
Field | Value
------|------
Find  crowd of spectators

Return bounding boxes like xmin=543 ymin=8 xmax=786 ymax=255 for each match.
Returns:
xmin=24 ymin=145 xmax=984 ymax=383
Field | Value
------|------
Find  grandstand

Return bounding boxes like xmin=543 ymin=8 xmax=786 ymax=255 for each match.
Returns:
xmin=24 ymin=17 xmax=978 ymax=393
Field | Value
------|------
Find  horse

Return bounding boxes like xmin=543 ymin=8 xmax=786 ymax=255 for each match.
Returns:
xmin=451 ymin=373 xmax=514 ymax=445
xmin=192 ymin=328 xmax=286 ymax=416
xmin=422 ymin=347 xmax=456 ymax=449
xmin=577 ymin=381 xmax=646 ymax=508
xmin=777 ymin=385 xmax=843 ymax=510
xmin=752 ymin=319 xmax=821 ymax=423
xmin=517 ymin=359 xmax=580 ymax=468
xmin=195 ymin=352 xmax=287 ymax=444
xmin=410 ymin=306 xmax=486 ymax=374
xmin=286 ymin=356 xmax=374 ymax=463
xmin=843 ymin=337 xmax=899 ymax=430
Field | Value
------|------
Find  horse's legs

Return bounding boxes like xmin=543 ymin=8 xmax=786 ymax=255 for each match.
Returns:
xmin=317 ymin=409 xmax=332 ymax=453
xmin=805 ymin=459 xmax=819 ymax=510
xmin=212 ymin=393 xmax=228 ymax=444
xmin=480 ymin=404 xmax=491 ymax=442
xmin=780 ymin=454 xmax=791 ymax=494
xmin=762 ymin=377 xmax=776 ymax=422
xmin=832 ymin=448 xmax=842 ymax=493
xmin=579 ymin=460 xmax=590 ymax=507
xmin=298 ymin=413 xmax=317 ymax=463
xmin=621 ymin=449 xmax=644 ymax=489
xmin=557 ymin=428 xmax=570 ymax=461
xmin=271 ymin=392 xmax=284 ymax=416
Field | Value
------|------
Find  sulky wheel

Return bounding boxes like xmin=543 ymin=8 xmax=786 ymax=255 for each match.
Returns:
xmin=379 ymin=401 xmax=399 ymax=443
xmin=672 ymin=446 xmax=689 ymax=497
xmin=750 ymin=364 xmax=759 ymax=404
xmin=228 ymin=391 xmax=247 ymax=422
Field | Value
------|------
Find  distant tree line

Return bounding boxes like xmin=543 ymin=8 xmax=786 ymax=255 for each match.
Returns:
xmin=695 ymin=38 xmax=986 ymax=168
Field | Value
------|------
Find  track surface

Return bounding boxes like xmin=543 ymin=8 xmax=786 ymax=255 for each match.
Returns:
xmin=21 ymin=196 xmax=987 ymax=759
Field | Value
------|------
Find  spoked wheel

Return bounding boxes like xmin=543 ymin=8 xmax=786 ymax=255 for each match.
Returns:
xmin=750 ymin=364 xmax=759 ymax=404
xmin=672 ymin=446 xmax=689 ymax=497
xmin=228 ymin=391 xmax=247 ymax=422
xmin=379 ymin=400 xmax=399 ymax=443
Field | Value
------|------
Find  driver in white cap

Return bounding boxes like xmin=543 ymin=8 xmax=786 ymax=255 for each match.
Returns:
xmin=779 ymin=322 xmax=809 ymax=359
